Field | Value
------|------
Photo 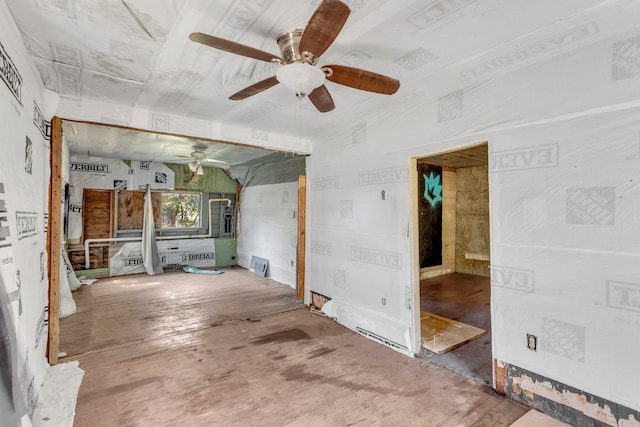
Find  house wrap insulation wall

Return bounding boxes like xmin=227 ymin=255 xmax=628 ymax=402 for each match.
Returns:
xmin=238 ymin=182 xmax=299 ymax=288
xmin=3 ymin=0 xmax=638 ymax=421
xmin=0 ymin=1 xmax=54 ymax=424
xmin=306 ymin=26 xmax=640 ymax=414
xmin=66 ymin=155 xmax=175 ymax=244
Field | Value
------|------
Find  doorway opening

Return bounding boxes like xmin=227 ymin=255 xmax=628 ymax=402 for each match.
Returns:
xmin=412 ymin=143 xmax=491 ymax=384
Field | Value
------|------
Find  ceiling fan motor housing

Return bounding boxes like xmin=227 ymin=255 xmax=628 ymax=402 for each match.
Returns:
xmin=277 ymin=29 xmax=317 ymax=65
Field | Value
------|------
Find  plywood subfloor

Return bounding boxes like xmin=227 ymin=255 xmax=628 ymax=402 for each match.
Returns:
xmin=420 ymin=272 xmax=492 ymax=384
xmin=61 ymin=268 xmax=530 ymax=426
xmin=510 ymin=409 xmax=571 ymax=426
xmin=420 ymin=311 xmax=486 ymax=354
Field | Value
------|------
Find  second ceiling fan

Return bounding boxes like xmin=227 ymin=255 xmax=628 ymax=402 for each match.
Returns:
xmin=189 ymin=0 xmax=400 ymax=113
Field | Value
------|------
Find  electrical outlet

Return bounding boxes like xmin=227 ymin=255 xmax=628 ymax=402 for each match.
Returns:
xmin=527 ymin=334 xmax=537 ymax=351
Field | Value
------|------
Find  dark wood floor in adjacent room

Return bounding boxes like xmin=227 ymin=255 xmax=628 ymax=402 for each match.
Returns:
xmin=60 ymin=267 xmax=529 ymax=427
xmin=420 ymin=273 xmax=493 ymax=384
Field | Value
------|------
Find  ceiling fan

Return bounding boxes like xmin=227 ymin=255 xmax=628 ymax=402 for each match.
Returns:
xmin=170 ymin=145 xmax=230 ymax=174
xmin=188 ymin=149 xmax=206 ymax=176
xmin=189 ymin=0 xmax=400 ymax=113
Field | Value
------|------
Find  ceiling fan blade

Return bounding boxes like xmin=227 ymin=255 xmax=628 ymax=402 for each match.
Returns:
xmin=189 ymin=32 xmax=283 ymax=64
xmin=229 ymin=76 xmax=280 ymax=100
xmin=323 ymin=65 xmax=400 ymax=95
xmin=299 ymin=0 xmax=350 ymax=58
xmin=308 ymin=85 xmax=335 ymax=113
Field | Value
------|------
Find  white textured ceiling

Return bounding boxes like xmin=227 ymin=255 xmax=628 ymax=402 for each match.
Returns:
xmin=5 ymin=0 xmax=640 ymax=161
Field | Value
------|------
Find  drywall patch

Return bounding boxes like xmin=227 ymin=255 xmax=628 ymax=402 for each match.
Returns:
xmin=504 ymin=363 xmax=640 ymax=426
xmin=395 ymin=48 xmax=438 ymax=71
xmin=438 ymin=90 xmax=463 ymax=122
xmin=540 ymin=318 xmax=585 ymax=363
xmin=490 ymin=266 xmax=535 ymax=292
xmin=489 ymin=143 xmax=559 ymax=172
xmin=566 ymin=187 xmax=615 ymax=226
xmin=461 ymin=23 xmax=599 ymax=78
xmin=612 ymin=36 xmax=640 ymax=81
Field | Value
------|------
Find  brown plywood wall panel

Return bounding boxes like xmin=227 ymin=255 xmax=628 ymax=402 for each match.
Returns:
xmin=455 ymin=165 xmax=490 ymax=277
xmin=117 ymin=190 xmax=161 ymax=230
xmin=83 ymin=189 xmax=114 ymax=241
xmin=420 ymin=169 xmax=456 ymax=279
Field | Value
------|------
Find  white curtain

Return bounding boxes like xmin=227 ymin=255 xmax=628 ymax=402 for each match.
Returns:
xmin=142 ymin=186 xmax=163 ymax=275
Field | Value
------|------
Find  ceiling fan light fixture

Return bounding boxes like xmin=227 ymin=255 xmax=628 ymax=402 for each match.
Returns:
xmin=191 ymin=150 xmax=206 ymax=161
xmin=276 ymin=62 xmax=325 ymax=99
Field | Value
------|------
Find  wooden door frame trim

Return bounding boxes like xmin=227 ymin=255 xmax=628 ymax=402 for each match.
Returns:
xmin=296 ymin=175 xmax=306 ymax=301
xmin=47 ymin=116 xmax=63 ymax=365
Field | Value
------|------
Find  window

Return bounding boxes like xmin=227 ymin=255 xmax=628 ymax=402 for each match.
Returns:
xmin=161 ymin=192 xmax=201 ymax=229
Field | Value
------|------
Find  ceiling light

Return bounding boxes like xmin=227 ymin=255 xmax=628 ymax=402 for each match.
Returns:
xmin=276 ymin=63 xmax=325 ymax=99
xmin=191 ymin=150 xmax=206 ymax=161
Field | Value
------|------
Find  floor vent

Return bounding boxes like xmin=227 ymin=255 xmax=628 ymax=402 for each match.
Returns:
xmin=356 ymin=327 xmax=408 ymax=352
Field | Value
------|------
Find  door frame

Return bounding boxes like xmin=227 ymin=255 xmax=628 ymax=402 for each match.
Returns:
xmin=296 ymin=175 xmax=306 ymax=301
xmin=408 ymin=141 xmax=491 ymax=359
xmin=47 ymin=116 xmax=62 ymax=364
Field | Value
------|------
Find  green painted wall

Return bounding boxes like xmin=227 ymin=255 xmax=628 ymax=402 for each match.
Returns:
xmin=214 ymin=238 xmax=237 ymax=266
xmin=164 ymin=164 xmax=237 ymax=193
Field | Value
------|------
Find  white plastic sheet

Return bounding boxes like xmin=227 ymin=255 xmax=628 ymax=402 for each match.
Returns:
xmin=31 ymin=361 xmax=84 ymax=427
xmin=141 ymin=186 xmax=163 ymax=275
xmin=110 ymin=238 xmax=217 ymax=276
xmin=0 ymin=1 xmax=53 ymax=421
xmin=237 ymin=183 xmax=298 ymax=287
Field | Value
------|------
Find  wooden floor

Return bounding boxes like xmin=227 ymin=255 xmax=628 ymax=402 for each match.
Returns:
xmin=61 ymin=268 xmax=530 ymax=426
xmin=420 ymin=273 xmax=492 ymax=384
